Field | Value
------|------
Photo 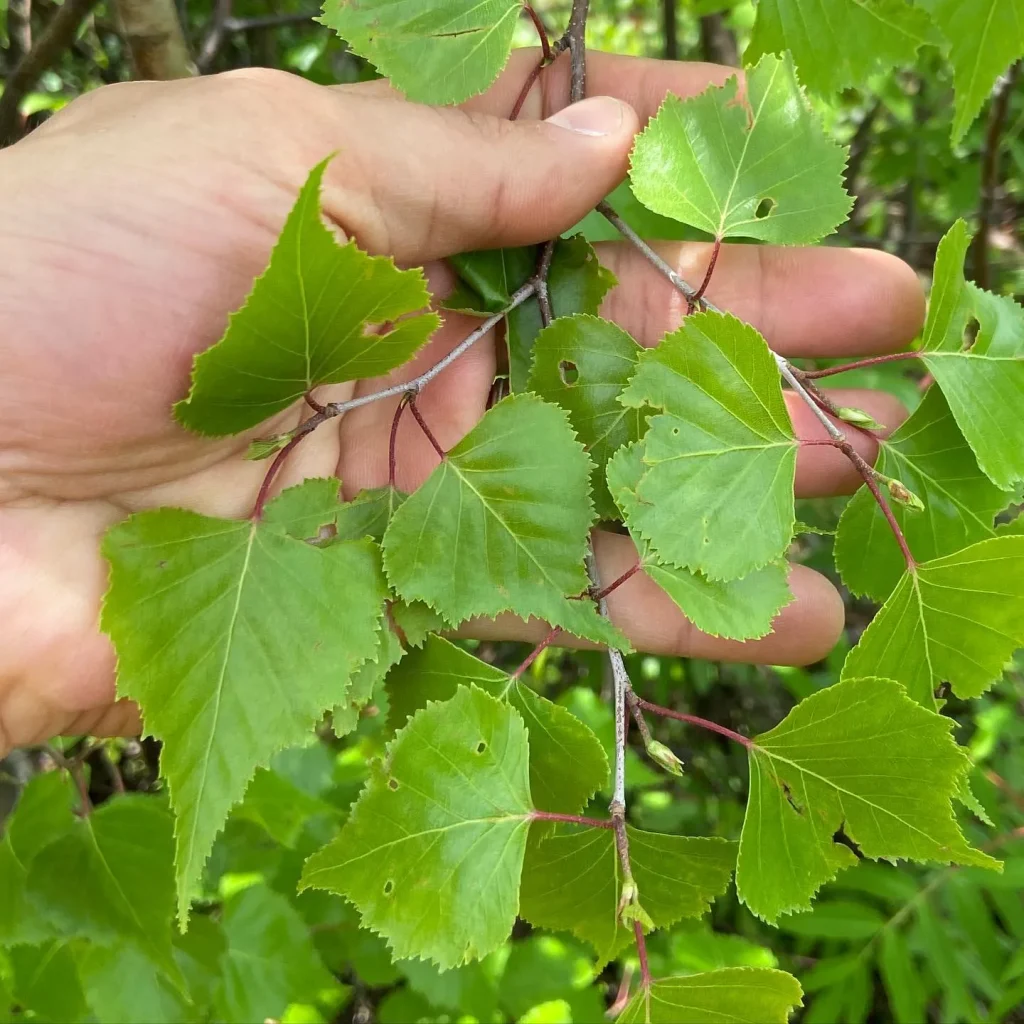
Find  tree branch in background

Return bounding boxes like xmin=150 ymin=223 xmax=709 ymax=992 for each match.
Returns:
xmin=844 ymin=98 xmax=882 ymax=229
xmin=973 ymin=60 xmax=1020 ymax=291
xmin=6 ymin=0 xmax=33 ymax=67
xmin=196 ymin=0 xmax=231 ymax=72
xmin=698 ymin=12 xmax=738 ymax=67
xmin=662 ymin=0 xmax=677 ymax=61
xmin=113 ymin=0 xmax=195 ymax=79
xmin=0 ymin=0 xmax=101 ymax=147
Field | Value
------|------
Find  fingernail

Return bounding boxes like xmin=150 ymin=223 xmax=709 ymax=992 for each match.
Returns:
xmin=545 ymin=96 xmax=625 ymax=136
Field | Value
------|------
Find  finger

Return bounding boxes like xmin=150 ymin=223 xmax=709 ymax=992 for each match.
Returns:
xmin=791 ymin=388 xmax=907 ymax=496
xmin=459 ymin=48 xmax=737 ymax=123
xmin=457 ymin=529 xmax=844 ymax=666
xmin=598 ymin=241 xmax=926 ymax=357
xmin=314 ymin=90 xmax=640 ymax=261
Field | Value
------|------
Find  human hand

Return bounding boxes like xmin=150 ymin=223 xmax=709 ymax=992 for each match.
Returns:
xmin=0 ymin=50 xmax=924 ymax=754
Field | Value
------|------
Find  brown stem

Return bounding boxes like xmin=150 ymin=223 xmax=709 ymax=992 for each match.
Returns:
xmin=595 ymin=561 xmax=642 ymax=601
xmin=510 ymin=624 xmax=562 ymax=680
xmin=112 ymin=0 xmax=195 ymax=79
xmin=408 ymin=396 xmax=446 ymax=461
xmin=625 ymin=688 xmax=654 ymax=748
xmin=534 ymin=241 xmax=557 ymax=326
xmin=524 ymin=3 xmax=551 ymax=60
xmin=510 ymin=57 xmax=546 ymax=120
xmin=304 ymin=391 xmax=326 ymax=414
xmin=799 ymin=351 xmax=922 ymax=379
xmin=608 ymin=964 xmax=635 ymax=1017
xmin=563 ymin=0 xmax=590 ymax=103
xmin=388 ymin=393 xmax=412 ymax=488
xmin=634 ymin=919 xmax=652 ymax=988
xmin=531 ymin=811 xmax=613 ymax=828
xmin=635 ymin=698 xmax=753 ymax=749
xmin=973 ymin=61 xmax=1020 ymax=290
xmin=196 ymin=0 xmax=230 ymax=71
xmin=0 ymin=0 xmax=102 ymax=146
xmin=250 ymin=416 xmax=323 ymax=520
xmin=688 ymin=238 xmax=721 ymax=313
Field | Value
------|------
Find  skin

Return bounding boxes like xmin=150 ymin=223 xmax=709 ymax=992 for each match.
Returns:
xmin=0 ymin=50 xmax=925 ymax=756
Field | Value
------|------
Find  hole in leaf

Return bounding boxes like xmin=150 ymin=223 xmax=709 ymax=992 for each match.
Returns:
xmin=383 ymin=880 xmax=394 ymax=896
xmin=671 ymin=427 xmax=680 ymax=436
xmin=755 ymin=197 xmax=776 ymax=219
xmin=962 ymin=316 xmax=980 ymax=350
xmin=387 ymin=777 xmax=399 ymax=791
xmin=833 ymin=825 xmax=864 ymax=859
xmin=558 ymin=360 xmax=579 ymax=386
xmin=475 ymin=740 xmax=487 ymax=754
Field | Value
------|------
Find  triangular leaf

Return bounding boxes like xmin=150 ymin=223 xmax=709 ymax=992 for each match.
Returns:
xmin=175 ymin=158 xmax=438 ymax=436
xmin=25 ymin=797 xmax=182 ymax=980
xmin=301 ymin=686 xmax=534 ymax=968
xmin=919 ymin=0 xmax=1024 ymax=143
xmin=629 ymin=54 xmax=851 ymax=243
xmin=319 ymin=0 xmax=523 ymax=105
xmin=745 ymin=0 xmax=941 ymax=96
xmin=835 ymin=386 xmax=1013 ymax=601
xmin=608 ymin=440 xmax=792 ymax=639
xmin=841 ymin=535 xmax=1024 ymax=707
xmin=102 ymin=479 xmax=387 ymax=920
xmin=521 ymin=825 xmax=736 ymax=964
xmin=383 ymin=393 xmax=626 ymax=648
xmin=920 ymin=220 xmax=1024 ymax=490
xmin=737 ymin=676 xmax=998 ymax=923
xmin=528 ymin=314 xmax=646 ymax=520
xmin=386 ymin=635 xmax=608 ymax=814
xmin=617 ymin=312 xmax=798 ymax=580
xmin=617 ymin=968 xmax=803 ymax=1024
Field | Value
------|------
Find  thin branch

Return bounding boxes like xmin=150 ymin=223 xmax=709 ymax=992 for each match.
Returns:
xmin=973 ymin=61 xmax=1020 ymax=290
xmin=562 ymin=0 xmax=590 ymax=103
xmin=407 ymin=395 xmax=446 ymax=460
xmin=662 ymin=0 xmax=677 ymax=61
xmin=534 ymin=241 xmax=556 ymax=327
xmin=633 ymin=920 xmax=652 ymax=988
xmin=635 ymin=697 xmax=753 ymax=749
xmin=689 ymin=238 xmax=721 ymax=312
xmin=196 ymin=0 xmax=230 ymax=72
xmin=625 ymin=687 xmax=654 ymax=748
xmin=223 ymin=11 xmax=317 ymax=33
xmin=523 ymin=3 xmax=551 ymax=60
xmin=510 ymin=624 xmax=562 ymax=680
xmin=250 ymin=417 xmax=320 ymax=520
xmin=97 ymin=745 xmax=126 ymax=794
xmin=609 ymin=647 xmax=629 ymax=807
xmin=510 ymin=57 xmax=546 ymax=120
xmin=112 ymin=0 xmax=195 ymax=79
xmin=0 ymin=0 xmax=102 ymax=147
xmin=594 ymin=561 xmax=642 ymax=602
xmin=799 ymin=351 xmax=923 ymax=379
xmin=531 ymin=811 xmax=613 ymax=828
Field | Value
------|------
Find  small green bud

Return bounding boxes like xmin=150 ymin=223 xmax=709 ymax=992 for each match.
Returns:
xmin=619 ymin=897 xmax=654 ymax=932
xmin=887 ymin=478 xmax=925 ymax=513
xmin=244 ymin=432 xmax=294 ymax=461
xmin=646 ymin=739 xmax=684 ymax=777
xmin=837 ymin=406 xmax=885 ymax=431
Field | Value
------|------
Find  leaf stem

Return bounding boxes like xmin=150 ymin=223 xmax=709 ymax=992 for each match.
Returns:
xmin=688 ymin=238 xmax=721 ymax=313
xmin=523 ymin=3 xmax=552 ymax=60
xmin=798 ymin=352 xmax=922 ymax=379
xmin=594 ymin=560 xmax=642 ymax=601
xmin=388 ymin=393 xmax=412 ymax=487
xmin=250 ymin=418 xmax=318 ymax=520
xmin=407 ymin=396 xmax=446 ymax=460
xmin=635 ymin=698 xmax=753 ymax=749
xmin=510 ymin=58 xmax=546 ymax=120
xmin=633 ymin=919 xmax=652 ymax=988
xmin=509 ymin=624 xmax=562 ymax=680
xmin=530 ymin=811 xmax=614 ymax=828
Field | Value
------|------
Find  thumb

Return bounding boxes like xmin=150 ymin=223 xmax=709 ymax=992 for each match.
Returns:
xmin=320 ymin=93 xmax=640 ymax=262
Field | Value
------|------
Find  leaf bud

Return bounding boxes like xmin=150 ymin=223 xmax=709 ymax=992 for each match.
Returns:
xmin=836 ymin=406 xmax=885 ymax=431
xmin=886 ymin=478 xmax=925 ymax=513
xmin=646 ymin=739 xmax=684 ymax=777
xmin=244 ymin=432 xmax=294 ymax=461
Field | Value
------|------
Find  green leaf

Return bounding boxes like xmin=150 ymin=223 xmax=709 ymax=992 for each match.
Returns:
xmin=841 ymin=536 xmax=1024 ymax=707
xmin=879 ymin=927 xmax=928 ymax=1024
xmin=319 ymin=0 xmax=522 ymax=105
xmin=617 ymin=312 xmax=797 ymax=580
xmin=521 ymin=826 xmax=736 ymax=964
xmin=233 ymin=768 xmax=339 ymax=847
xmin=737 ymin=676 xmax=997 ymax=923
xmin=25 ymin=797 xmax=181 ymax=979
xmin=920 ymin=0 xmax=1024 ymax=143
xmin=629 ymin=54 xmax=851 ymax=243
xmin=446 ymin=237 xmax=616 ymax=393
xmin=9 ymin=941 xmax=89 ymax=1023
xmin=745 ymin=0 xmax=941 ymax=96
xmin=386 ymin=635 xmax=608 ymax=814
xmin=333 ymin=618 xmax=406 ymax=738
xmin=527 ymin=314 xmax=646 ymax=520
xmin=0 ymin=771 xmax=76 ymax=945
xmin=175 ymin=159 xmax=438 ymax=436
xmin=617 ymin=969 xmax=803 ymax=1024
xmin=102 ymin=479 xmax=387 ymax=920
xmin=608 ymin=440 xmax=792 ymax=639
xmin=383 ymin=394 xmax=625 ymax=648
xmin=214 ymin=884 xmax=333 ymax=1024
xmin=77 ymin=941 xmax=197 ymax=1024
xmin=920 ymin=220 xmax=1024 ymax=490
xmin=835 ymin=386 xmax=1013 ymax=601
xmin=301 ymin=686 xmax=534 ymax=967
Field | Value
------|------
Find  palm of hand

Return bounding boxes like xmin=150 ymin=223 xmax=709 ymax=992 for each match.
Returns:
xmin=0 ymin=56 xmax=923 ymax=753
